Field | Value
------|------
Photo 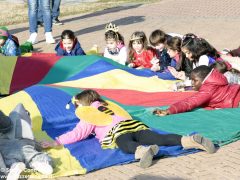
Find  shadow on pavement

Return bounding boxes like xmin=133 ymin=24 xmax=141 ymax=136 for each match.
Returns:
xmin=74 ymin=15 xmax=145 ymax=36
xmin=36 ymin=15 xmax=145 ymax=44
xmin=9 ymin=4 xmax=142 ymax=34
xmin=62 ymin=3 xmax=142 ymax=24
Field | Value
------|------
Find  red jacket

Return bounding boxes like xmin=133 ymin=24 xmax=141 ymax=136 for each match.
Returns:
xmin=132 ymin=48 xmax=156 ymax=68
xmin=168 ymin=69 xmax=240 ymax=114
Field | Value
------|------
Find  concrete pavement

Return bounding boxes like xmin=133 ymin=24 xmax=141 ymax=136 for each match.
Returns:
xmin=7 ymin=0 xmax=240 ymax=179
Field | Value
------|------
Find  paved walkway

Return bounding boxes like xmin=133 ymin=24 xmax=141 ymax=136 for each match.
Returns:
xmin=7 ymin=0 xmax=240 ymax=179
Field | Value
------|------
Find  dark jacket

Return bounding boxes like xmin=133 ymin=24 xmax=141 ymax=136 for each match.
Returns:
xmin=168 ymin=69 xmax=240 ymax=114
xmin=156 ymin=48 xmax=171 ymax=72
xmin=55 ymin=39 xmax=86 ymax=56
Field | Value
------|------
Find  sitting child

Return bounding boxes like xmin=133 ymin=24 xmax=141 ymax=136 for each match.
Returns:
xmin=149 ymin=29 xmax=172 ymax=72
xmin=55 ymin=30 xmax=86 ymax=56
xmin=169 ymin=33 xmax=220 ymax=81
xmin=41 ymin=89 xmax=215 ymax=169
xmin=0 ymin=104 xmax=53 ymax=180
xmin=127 ymin=31 xmax=157 ymax=69
xmin=103 ymin=23 xmax=127 ymax=65
xmin=153 ymin=65 xmax=240 ymax=116
xmin=210 ymin=61 xmax=240 ymax=84
xmin=166 ymin=36 xmax=183 ymax=70
xmin=0 ymin=26 xmax=21 ymax=56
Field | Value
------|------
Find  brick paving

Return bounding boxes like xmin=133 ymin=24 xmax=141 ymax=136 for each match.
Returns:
xmin=6 ymin=0 xmax=240 ymax=179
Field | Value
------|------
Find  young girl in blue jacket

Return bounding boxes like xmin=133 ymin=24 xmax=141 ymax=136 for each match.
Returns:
xmin=55 ymin=30 xmax=86 ymax=56
xmin=0 ymin=26 xmax=21 ymax=56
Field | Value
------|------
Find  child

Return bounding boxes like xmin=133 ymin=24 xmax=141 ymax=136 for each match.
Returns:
xmin=153 ymin=65 xmax=240 ymax=116
xmin=181 ymin=33 xmax=218 ymax=68
xmin=166 ymin=36 xmax=183 ymax=70
xmin=128 ymin=31 xmax=157 ymax=69
xmin=210 ymin=61 xmax=240 ymax=84
xmin=0 ymin=26 xmax=21 ymax=56
xmin=41 ymin=89 xmax=215 ymax=169
xmin=0 ymin=104 xmax=53 ymax=180
xmin=55 ymin=30 xmax=86 ymax=56
xmin=166 ymin=36 xmax=192 ymax=91
xmin=168 ymin=33 xmax=220 ymax=83
xmin=149 ymin=29 xmax=172 ymax=72
xmin=103 ymin=23 xmax=127 ymax=65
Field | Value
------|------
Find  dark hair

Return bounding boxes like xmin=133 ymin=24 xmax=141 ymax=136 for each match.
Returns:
xmin=181 ymin=33 xmax=219 ymax=62
xmin=166 ymin=36 xmax=182 ymax=52
xmin=61 ymin=30 xmax=76 ymax=40
xmin=74 ymin=89 xmax=107 ymax=107
xmin=105 ymin=30 xmax=124 ymax=44
xmin=128 ymin=31 xmax=148 ymax=62
xmin=149 ymin=29 xmax=166 ymax=46
xmin=211 ymin=61 xmax=240 ymax=75
xmin=191 ymin=65 xmax=212 ymax=81
xmin=165 ymin=36 xmax=185 ymax=71
xmin=210 ymin=61 xmax=227 ymax=74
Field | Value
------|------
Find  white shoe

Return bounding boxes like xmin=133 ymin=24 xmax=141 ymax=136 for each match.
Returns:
xmin=27 ymin=32 xmax=38 ymax=44
xmin=31 ymin=161 xmax=53 ymax=175
xmin=7 ymin=162 xmax=26 ymax=180
xmin=45 ymin=32 xmax=55 ymax=44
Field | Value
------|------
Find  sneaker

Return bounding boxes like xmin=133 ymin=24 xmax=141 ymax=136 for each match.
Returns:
xmin=181 ymin=134 xmax=216 ymax=154
xmin=52 ymin=18 xmax=63 ymax=25
xmin=7 ymin=162 xmax=26 ymax=180
xmin=37 ymin=21 xmax=44 ymax=27
xmin=135 ymin=145 xmax=159 ymax=168
xmin=27 ymin=32 xmax=38 ymax=45
xmin=45 ymin=32 xmax=56 ymax=44
xmin=30 ymin=161 xmax=53 ymax=175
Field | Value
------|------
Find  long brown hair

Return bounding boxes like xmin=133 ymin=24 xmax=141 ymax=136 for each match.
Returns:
xmin=128 ymin=31 xmax=148 ymax=62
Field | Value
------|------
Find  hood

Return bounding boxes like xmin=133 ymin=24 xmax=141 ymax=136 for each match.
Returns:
xmin=203 ymin=69 xmax=228 ymax=86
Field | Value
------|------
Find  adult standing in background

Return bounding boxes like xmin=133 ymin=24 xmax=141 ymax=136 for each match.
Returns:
xmin=38 ymin=0 xmax=63 ymax=26
xmin=27 ymin=0 xmax=55 ymax=44
xmin=52 ymin=0 xmax=63 ymax=25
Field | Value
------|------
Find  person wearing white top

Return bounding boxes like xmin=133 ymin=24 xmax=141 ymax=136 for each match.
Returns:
xmin=103 ymin=23 xmax=128 ymax=65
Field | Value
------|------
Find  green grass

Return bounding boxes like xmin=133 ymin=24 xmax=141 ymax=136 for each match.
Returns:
xmin=0 ymin=0 xmax=158 ymax=26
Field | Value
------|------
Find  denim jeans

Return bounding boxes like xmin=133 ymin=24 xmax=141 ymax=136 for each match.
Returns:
xmin=52 ymin=0 xmax=61 ymax=19
xmin=38 ymin=0 xmax=61 ymax=21
xmin=28 ymin=0 xmax=52 ymax=33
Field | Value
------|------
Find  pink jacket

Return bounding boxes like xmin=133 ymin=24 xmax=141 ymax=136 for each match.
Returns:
xmin=168 ymin=69 xmax=240 ymax=114
xmin=56 ymin=101 xmax=127 ymax=145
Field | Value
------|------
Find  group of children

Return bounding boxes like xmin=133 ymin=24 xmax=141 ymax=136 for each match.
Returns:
xmin=1 ymin=22 xmax=240 ymax=177
xmin=1 ymin=23 xmax=240 ymax=86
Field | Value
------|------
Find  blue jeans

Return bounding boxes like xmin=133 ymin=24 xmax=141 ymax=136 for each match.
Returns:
xmin=38 ymin=0 xmax=61 ymax=22
xmin=52 ymin=0 xmax=61 ymax=19
xmin=28 ymin=0 xmax=52 ymax=33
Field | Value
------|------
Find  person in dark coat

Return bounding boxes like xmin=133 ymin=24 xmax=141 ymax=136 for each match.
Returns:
xmin=55 ymin=29 xmax=85 ymax=56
